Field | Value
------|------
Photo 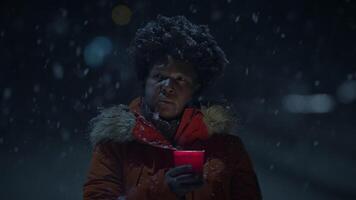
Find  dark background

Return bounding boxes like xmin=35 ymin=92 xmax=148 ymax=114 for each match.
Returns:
xmin=1 ymin=0 xmax=355 ymax=199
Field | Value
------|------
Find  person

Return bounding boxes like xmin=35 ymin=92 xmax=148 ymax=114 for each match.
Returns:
xmin=83 ymin=15 xmax=262 ymax=200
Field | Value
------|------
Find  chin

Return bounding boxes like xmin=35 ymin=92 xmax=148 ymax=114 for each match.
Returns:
xmin=159 ymin=112 xmax=177 ymax=121
xmin=155 ymin=102 xmax=183 ymax=120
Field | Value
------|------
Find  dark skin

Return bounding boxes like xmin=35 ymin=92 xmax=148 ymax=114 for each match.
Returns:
xmin=143 ymin=55 xmax=204 ymax=198
xmin=144 ymin=55 xmax=200 ymax=121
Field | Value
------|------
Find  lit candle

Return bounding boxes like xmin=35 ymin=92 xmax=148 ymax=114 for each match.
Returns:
xmin=173 ymin=150 xmax=205 ymax=173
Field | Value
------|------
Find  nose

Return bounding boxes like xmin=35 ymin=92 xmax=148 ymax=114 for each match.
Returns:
xmin=161 ymin=78 xmax=175 ymax=95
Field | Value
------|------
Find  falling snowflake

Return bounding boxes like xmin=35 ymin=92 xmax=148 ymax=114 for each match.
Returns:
xmin=252 ymin=13 xmax=259 ymax=23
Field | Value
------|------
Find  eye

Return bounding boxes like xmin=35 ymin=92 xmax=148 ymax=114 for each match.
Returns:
xmin=176 ymin=76 xmax=194 ymax=85
xmin=153 ymin=73 xmax=163 ymax=80
xmin=176 ymin=76 xmax=186 ymax=82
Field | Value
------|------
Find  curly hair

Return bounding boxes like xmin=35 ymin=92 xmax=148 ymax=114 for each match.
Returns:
xmin=129 ymin=15 xmax=229 ymax=92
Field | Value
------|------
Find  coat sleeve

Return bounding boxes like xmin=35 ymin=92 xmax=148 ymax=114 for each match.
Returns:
xmin=229 ymin=135 xmax=263 ymax=200
xmin=83 ymin=141 xmax=125 ymax=200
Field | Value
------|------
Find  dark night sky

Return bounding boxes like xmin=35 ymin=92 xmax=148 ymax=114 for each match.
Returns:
xmin=1 ymin=0 xmax=355 ymax=199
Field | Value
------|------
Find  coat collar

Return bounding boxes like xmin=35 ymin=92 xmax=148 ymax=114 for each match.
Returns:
xmin=89 ymin=97 xmax=236 ymax=149
xmin=128 ymin=97 xmax=209 ymax=150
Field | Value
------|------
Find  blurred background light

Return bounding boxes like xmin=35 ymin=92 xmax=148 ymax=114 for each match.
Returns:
xmin=83 ymin=36 xmax=113 ymax=68
xmin=283 ymin=94 xmax=335 ymax=113
xmin=112 ymin=5 xmax=132 ymax=26
xmin=3 ymin=88 xmax=12 ymax=100
xmin=52 ymin=62 xmax=64 ymax=79
xmin=337 ymin=80 xmax=356 ymax=104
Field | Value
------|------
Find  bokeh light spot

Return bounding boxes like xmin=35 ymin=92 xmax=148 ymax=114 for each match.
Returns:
xmin=84 ymin=36 xmax=113 ymax=68
xmin=283 ymin=94 xmax=335 ymax=113
xmin=337 ymin=80 xmax=356 ymax=104
xmin=112 ymin=5 xmax=132 ymax=25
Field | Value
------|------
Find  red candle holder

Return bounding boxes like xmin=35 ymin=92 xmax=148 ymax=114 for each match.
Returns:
xmin=173 ymin=150 xmax=205 ymax=173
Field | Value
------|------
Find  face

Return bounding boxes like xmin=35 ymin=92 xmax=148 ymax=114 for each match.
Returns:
xmin=144 ymin=55 xmax=200 ymax=120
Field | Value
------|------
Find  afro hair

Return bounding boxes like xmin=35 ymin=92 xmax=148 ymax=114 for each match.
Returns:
xmin=129 ymin=15 xmax=229 ymax=92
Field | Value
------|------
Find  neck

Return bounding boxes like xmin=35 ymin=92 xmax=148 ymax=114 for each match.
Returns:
xmin=140 ymin=98 xmax=180 ymax=143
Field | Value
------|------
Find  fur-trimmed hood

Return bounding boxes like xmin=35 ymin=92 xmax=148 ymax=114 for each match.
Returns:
xmin=89 ymin=100 xmax=237 ymax=146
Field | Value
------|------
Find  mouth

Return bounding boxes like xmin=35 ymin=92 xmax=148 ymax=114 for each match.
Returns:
xmin=158 ymin=99 xmax=174 ymax=105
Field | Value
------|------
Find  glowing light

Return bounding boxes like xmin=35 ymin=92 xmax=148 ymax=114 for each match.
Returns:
xmin=3 ymin=88 xmax=12 ymax=100
xmin=112 ymin=5 xmax=132 ymax=25
xmin=283 ymin=94 xmax=335 ymax=113
xmin=52 ymin=62 xmax=64 ymax=79
xmin=337 ymin=80 xmax=356 ymax=104
xmin=84 ymin=36 xmax=113 ymax=68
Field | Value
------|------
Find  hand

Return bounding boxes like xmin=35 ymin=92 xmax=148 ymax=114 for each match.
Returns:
xmin=165 ymin=165 xmax=204 ymax=198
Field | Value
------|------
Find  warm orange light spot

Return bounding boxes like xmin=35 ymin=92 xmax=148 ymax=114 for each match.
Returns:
xmin=112 ymin=5 xmax=132 ymax=25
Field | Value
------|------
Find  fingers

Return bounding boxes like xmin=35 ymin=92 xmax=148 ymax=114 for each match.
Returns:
xmin=166 ymin=164 xmax=192 ymax=177
xmin=175 ymin=173 xmax=201 ymax=184
xmin=184 ymin=177 xmax=204 ymax=186
xmin=165 ymin=165 xmax=204 ymax=197
xmin=173 ymin=173 xmax=204 ymax=189
xmin=179 ymin=180 xmax=204 ymax=189
xmin=174 ymin=178 xmax=204 ymax=195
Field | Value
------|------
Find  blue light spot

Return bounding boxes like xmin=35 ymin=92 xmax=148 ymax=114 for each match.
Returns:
xmin=84 ymin=36 xmax=113 ymax=68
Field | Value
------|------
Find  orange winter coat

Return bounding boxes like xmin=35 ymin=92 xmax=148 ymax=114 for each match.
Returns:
xmin=83 ymin=97 xmax=262 ymax=200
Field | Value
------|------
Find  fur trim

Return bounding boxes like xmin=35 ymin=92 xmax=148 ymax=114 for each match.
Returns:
xmin=89 ymin=104 xmax=136 ymax=145
xmin=201 ymin=105 xmax=237 ymax=135
xmin=89 ymin=104 xmax=236 ymax=144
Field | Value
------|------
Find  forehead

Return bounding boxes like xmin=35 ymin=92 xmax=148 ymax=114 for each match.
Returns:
xmin=151 ymin=56 xmax=197 ymax=77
